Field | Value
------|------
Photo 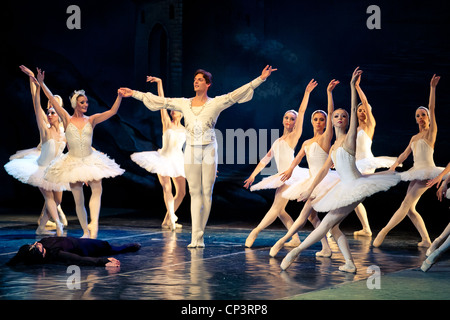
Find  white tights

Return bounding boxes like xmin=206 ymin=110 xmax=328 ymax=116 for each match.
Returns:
xmin=373 ymin=180 xmax=431 ymax=247
xmin=184 ymin=142 xmax=218 ymax=247
xmin=281 ymin=201 xmax=361 ymax=271
xmin=70 ymin=180 xmax=102 ymax=239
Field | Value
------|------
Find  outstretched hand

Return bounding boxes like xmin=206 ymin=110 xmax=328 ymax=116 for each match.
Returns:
xmin=351 ymin=67 xmax=363 ymax=85
xmin=146 ymin=76 xmax=161 ymax=83
xmin=36 ymin=68 xmax=45 ymax=83
xmin=430 ymin=74 xmax=440 ymax=88
xmin=305 ymin=79 xmax=318 ymax=93
xmin=327 ymin=79 xmax=340 ymax=92
xmin=260 ymin=65 xmax=277 ymax=81
xmin=118 ymin=88 xmax=134 ymax=97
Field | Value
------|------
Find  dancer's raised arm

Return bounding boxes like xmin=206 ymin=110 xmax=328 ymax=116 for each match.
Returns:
xmin=343 ymin=67 xmax=363 ymax=153
xmin=424 ymin=74 xmax=440 ymax=146
xmin=90 ymin=91 xmax=123 ymax=128
xmin=37 ymin=68 xmax=71 ymax=128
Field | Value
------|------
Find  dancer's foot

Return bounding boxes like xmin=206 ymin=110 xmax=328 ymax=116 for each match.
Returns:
xmin=284 ymin=237 xmax=301 ymax=247
xmin=188 ymin=231 xmax=205 ymax=248
xmin=339 ymin=260 xmax=357 ymax=273
xmin=421 ymin=248 xmax=442 ymax=272
xmin=373 ymin=229 xmax=387 ymax=247
xmin=316 ymin=248 xmax=332 ymax=258
xmin=245 ymin=229 xmax=259 ymax=248
xmin=427 ymin=238 xmax=444 ymax=256
xmin=58 ymin=207 xmax=68 ymax=226
xmin=354 ymin=229 xmax=372 ymax=237
xmin=280 ymin=247 xmax=301 ymax=271
xmin=36 ymin=226 xmax=55 ymax=236
xmin=88 ymin=222 xmax=98 ymax=239
xmin=56 ymin=221 xmax=64 ymax=237
xmin=418 ymin=240 xmax=431 ymax=248
xmin=269 ymin=239 xmax=285 ymax=257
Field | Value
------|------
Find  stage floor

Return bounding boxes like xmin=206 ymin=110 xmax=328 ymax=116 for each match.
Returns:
xmin=0 ymin=208 xmax=449 ymax=301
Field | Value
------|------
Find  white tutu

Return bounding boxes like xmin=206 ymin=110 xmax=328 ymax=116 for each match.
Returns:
xmin=283 ymin=169 xmax=340 ymax=201
xmin=131 ymin=151 xmax=185 ymax=178
xmin=399 ymin=139 xmax=444 ymax=181
xmin=356 ymin=156 xmax=399 ymax=174
xmin=131 ymin=128 xmax=185 ymax=178
xmin=44 ymin=122 xmax=124 ymax=184
xmin=44 ymin=150 xmax=124 ymax=184
xmin=4 ymin=140 xmax=69 ymax=192
xmin=250 ymin=166 xmax=309 ymax=191
xmin=311 ymin=147 xmax=400 ymax=212
xmin=9 ymin=147 xmax=41 ymax=160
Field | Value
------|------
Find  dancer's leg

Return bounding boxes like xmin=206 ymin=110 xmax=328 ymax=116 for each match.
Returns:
xmin=70 ymin=182 xmax=90 ymax=238
xmin=39 ymin=188 xmax=64 ymax=236
xmin=184 ymin=144 xmax=204 ymax=248
xmin=308 ymin=210 xmax=332 ymax=257
xmin=373 ymin=180 xmax=427 ymax=247
xmin=270 ymin=199 xmax=313 ymax=256
xmin=353 ymin=203 xmax=372 ymax=236
xmin=421 ymin=232 xmax=450 ymax=272
xmin=330 ymin=224 xmax=356 ymax=272
xmin=407 ymin=196 xmax=431 ymax=247
xmin=162 ymin=176 xmax=187 ymax=229
xmin=427 ymin=223 xmax=450 ymax=256
xmin=245 ymin=186 xmax=290 ymax=247
xmin=158 ymin=174 xmax=177 ymax=230
xmin=281 ymin=201 xmax=357 ymax=270
xmin=88 ymin=179 xmax=102 ymax=239
xmin=55 ymin=191 xmax=68 ymax=226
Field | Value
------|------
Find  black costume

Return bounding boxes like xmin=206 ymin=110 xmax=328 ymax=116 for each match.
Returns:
xmin=7 ymin=237 xmax=140 ymax=266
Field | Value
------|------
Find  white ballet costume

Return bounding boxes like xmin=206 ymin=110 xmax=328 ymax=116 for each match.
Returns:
xmin=400 ymin=139 xmax=444 ymax=182
xmin=5 ymin=139 xmax=69 ymax=192
xmin=44 ymin=122 xmax=124 ymax=183
xmin=311 ymin=147 xmax=401 ymax=213
xmin=250 ymin=138 xmax=309 ymax=191
xmin=282 ymin=142 xmax=339 ymax=200
xmin=355 ymin=129 xmax=398 ymax=174
xmin=131 ymin=128 xmax=186 ymax=177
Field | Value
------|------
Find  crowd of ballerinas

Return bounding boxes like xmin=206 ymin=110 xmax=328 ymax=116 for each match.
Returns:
xmin=4 ymin=65 xmax=448 ymax=272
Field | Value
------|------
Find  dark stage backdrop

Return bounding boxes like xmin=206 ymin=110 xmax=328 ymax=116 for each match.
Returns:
xmin=1 ymin=0 xmax=449 ymax=234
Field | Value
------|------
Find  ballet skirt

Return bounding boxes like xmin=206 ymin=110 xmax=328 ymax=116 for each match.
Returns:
xmin=250 ymin=138 xmax=309 ymax=191
xmin=44 ymin=122 xmax=124 ymax=183
xmin=311 ymin=146 xmax=401 ymax=212
xmin=282 ymin=142 xmax=340 ymax=200
xmin=131 ymin=128 xmax=186 ymax=178
xmin=400 ymin=139 xmax=444 ymax=181
xmin=355 ymin=130 xmax=398 ymax=174
xmin=4 ymin=139 xmax=69 ymax=192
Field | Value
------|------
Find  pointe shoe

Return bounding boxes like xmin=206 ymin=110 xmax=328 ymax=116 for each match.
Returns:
xmin=88 ymin=223 xmax=98 ymax=239
xmin=58 ymin=209 xmax=68 ymax=227
xmin=188 ymin=231 xmax=205 ymax=248
xmin=56 ymin=221 xmax=64 ymax=237
xmin=421 ymin=248 xmax=442 ymax=272
xmin=280 ymin=248 xmax=300 ymax=271
xmin=372 ymin=231 xmax=387 ymax=247
xmin=316 ymin=249 xmax=332 ymax=258
xmin=418 ymin=240 xmax=431 ymax=248
xmin=354 ymin=229 xmax=372 ymax=237
xmin=245 ymin=229 xmax=259 ymax=248
xmin=36 ymin=226 xmax=55 ymax=236
xmin=339 ymin=261 xmax=357 ymax=273
xmin=269 ymin=240 xmax=284 ymax=257
xmin=284 ymin=237 xmax=301 ymax=247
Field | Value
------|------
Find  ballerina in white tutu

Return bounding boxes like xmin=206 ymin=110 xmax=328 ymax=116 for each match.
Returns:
xmin=373 ymin=74 xmax=442 ymax=248
xmin=37 ymin=68 xmax=125 ymax=239
xmin=352 ymin=74 xmax=399 ymax=237
xmin=4 ymin=67 xmax=69 ymax=236
xmin=280 ymin=68 xmax=400 ymax=272
xmin=421 ymin=162 xmax=450 ymax=271
xmin=130 ymin=76 xmax=186 ymax=231
xmin=120 ymin=65 xmax=276 ymax=248
xmin=269 ymin=79 xmax=340 ymax=258
xmin=243 ymin=79 xmax=318 ymax=248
